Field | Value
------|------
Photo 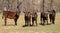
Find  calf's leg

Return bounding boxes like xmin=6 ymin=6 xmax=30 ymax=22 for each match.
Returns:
xmin=52 ymin=17 xmax=55 ymax=24
xmin=35 ymin=19 xmax=37 ymax=26
xmin=14 ymin=14 xmax=19 ymax=25
xmin=32 ymin=17 xmax=34 ymax=26
xmin=14 ymin=18 xmax=17 ymax=25
xmin=5 ymin=17 xmax=7 ymax=26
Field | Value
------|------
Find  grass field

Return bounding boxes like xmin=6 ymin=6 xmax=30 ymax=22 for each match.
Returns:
xmin=0 ymin=12 xmax=60 ymax=33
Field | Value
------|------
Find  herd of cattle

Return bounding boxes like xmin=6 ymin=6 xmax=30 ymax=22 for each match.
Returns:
xmin=2 ymin=10 xmax=56 ymax=26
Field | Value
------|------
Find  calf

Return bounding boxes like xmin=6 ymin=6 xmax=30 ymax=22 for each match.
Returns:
xmin=24 ymin=12 xmax=31 ymax=26
xmin=2 ymin=11 xmax=20 ymax=26
xmin=40 ymin=12 xmax=48 ymax=25
xmin=32 ymin=12 xmax=37 ymax=26
xmin=49 ymin=10 xmax=56 ymax=24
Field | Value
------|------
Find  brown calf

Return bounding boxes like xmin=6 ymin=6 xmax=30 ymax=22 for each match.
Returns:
xmin=2 ymin=11 xmax=20 ymax=26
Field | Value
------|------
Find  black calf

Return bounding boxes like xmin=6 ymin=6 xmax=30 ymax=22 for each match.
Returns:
xmin=49 ymin=10 xmax=56 ymax=24
xmin=32 ymin=12 xmax=37 ymax=26
xmin=40 ymin=12 xmax=48 ymax=25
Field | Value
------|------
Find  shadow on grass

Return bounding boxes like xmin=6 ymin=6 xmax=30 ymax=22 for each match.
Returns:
xmin=22 ymin=25 xmax=38 ymax=27
xmin=2 ymin=24 xmax=17 ymax=26
xmin=39 ymin=23 xmax=51 ymax=26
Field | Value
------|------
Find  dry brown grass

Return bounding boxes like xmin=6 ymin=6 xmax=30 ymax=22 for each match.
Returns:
xmin=0 ymin=13 xmax=60 ymax=33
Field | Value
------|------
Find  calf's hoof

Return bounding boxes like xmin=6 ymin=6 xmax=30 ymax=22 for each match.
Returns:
xmin=15 ymin=24 xmax=17 ymax=26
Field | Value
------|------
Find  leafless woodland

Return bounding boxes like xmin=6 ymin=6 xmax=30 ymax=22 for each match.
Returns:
xmin=0 ymin=0 xmax=60 ymax=12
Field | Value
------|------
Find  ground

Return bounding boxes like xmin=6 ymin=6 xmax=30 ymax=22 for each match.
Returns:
xmin=0 ymin=12 xmax=60 ymax=33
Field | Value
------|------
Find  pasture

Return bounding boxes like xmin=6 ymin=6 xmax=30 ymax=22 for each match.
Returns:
xmin=0 ymin=12 xmax=60 ymax=33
